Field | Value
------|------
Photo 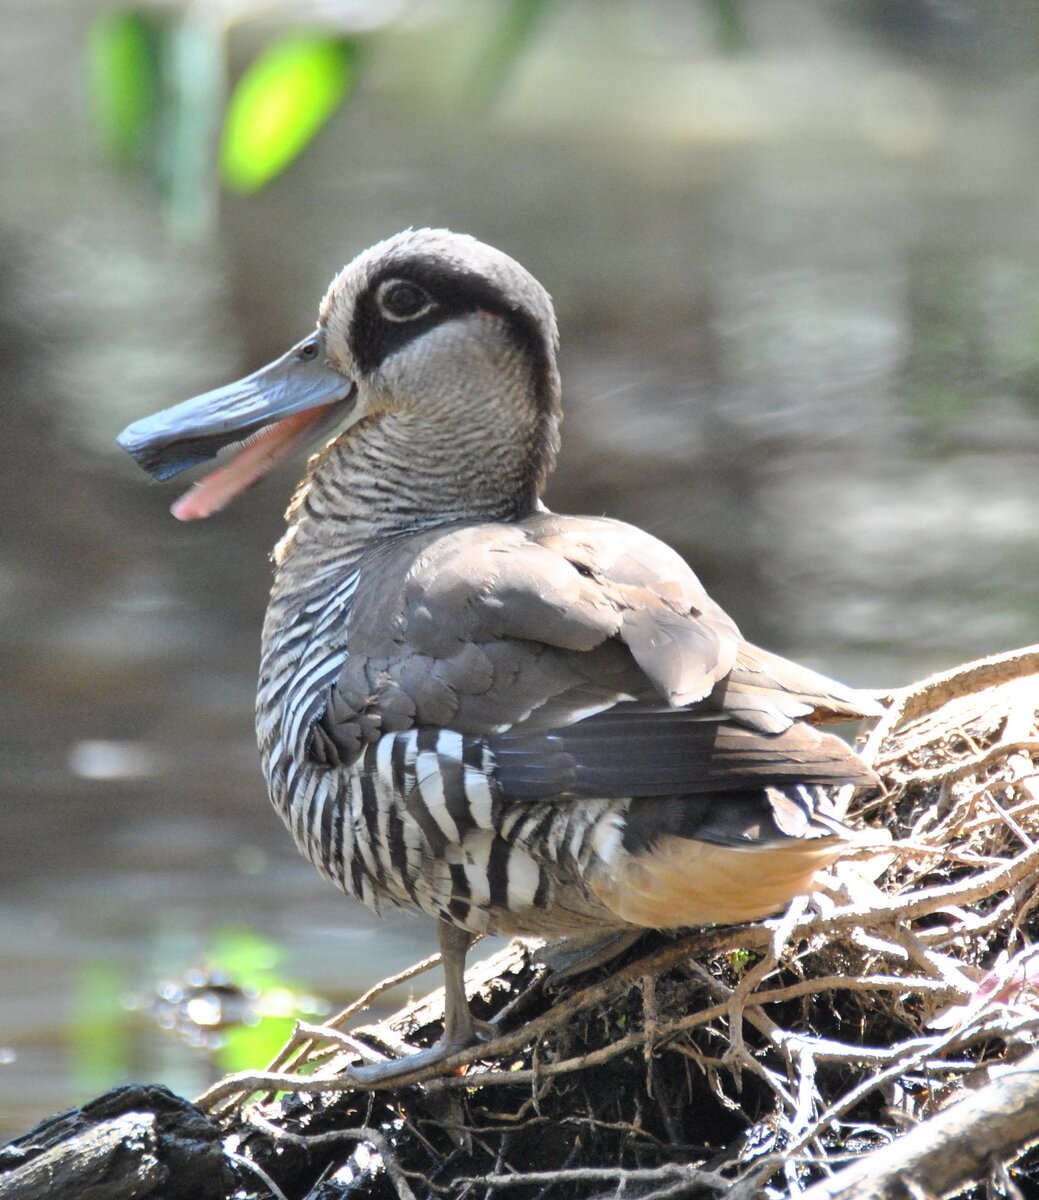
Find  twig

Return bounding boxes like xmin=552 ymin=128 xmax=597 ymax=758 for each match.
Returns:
xmin=193 ymin=646 xmax=1039 ymax=1197
xmin=331 ymin=950 xmax=454 ymax=1029
xmin=265 ymin=951 xmax=446 ymax=1077
xmin=783 ymin=1017 xmax=989 ymax=1159
xmin=456 ymin=1162 xmax=728 ymax=1194
xmin=203 ymin=831 xmax=1039 ymax=1111
xmin=224 ymin=1148 xmax=291 ymax=1200
xmin=902 ymin=740 xmax=1039 ymax=789
xmin=247 ymin=1113 xmax=418 ymax=1200
xmin=417 ymin=974 xmax=962 ymax=1091
xmin=293 ymin=1022 xmax=391 ymax=1063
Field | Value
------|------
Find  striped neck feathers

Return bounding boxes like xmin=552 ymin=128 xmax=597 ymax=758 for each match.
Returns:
xmin=274 ymin=323 xmax=561 ymax=568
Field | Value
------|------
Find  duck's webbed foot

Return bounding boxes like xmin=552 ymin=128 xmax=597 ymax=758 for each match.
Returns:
xmin=336 ymin=921 xmax=486 ymax=1087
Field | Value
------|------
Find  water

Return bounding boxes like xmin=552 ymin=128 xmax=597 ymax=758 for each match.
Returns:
xmin=2 ymin=0 xmax=1038 ymax=1136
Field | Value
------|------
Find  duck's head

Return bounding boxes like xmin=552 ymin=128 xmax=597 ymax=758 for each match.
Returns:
xmin=118 ymin=229 xmax=560 ymax=521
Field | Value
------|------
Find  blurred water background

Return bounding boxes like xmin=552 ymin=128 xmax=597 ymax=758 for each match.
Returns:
xmin=1 ymin=0 xmax=1038 ymax=1136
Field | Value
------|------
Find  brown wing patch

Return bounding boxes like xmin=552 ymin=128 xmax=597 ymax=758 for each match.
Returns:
xmin=533 ymin=517 xmax=740 ymax=706
xmin=720 ymin=643 xmax=883 ymax=728
xmin=326 ymin=515 xmax=748 ymax=746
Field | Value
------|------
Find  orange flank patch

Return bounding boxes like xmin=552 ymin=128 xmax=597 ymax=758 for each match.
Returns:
xmin=589 ymin=834 xmax=848 ymax=929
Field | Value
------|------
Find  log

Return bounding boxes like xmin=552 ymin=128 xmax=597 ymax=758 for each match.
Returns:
xmin=0 ymin=1085 xmax=231 ymax=1200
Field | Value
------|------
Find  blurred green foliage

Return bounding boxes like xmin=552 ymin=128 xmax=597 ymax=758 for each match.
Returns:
xmin=84 ymin=1 xmax=747 ymax=231
xmin=70 ymin=962 xmax=131 ymax=1096
xmin=86 ymin=6 xmax=362 ymax=228
xmin=703 ymin=0 xmax=749 ymax=54
xmin=86 ymin=10 xmax=160 ymax=166
xmin=469 ymin=0 xmax=554 ymax=104
xmin=204 ymin=926 xmax=326 ymax=1074
xmin=206 ymin=925 xmax=284 ymax=992
xmin=66 ymin=928 xmax=328 ymax=1091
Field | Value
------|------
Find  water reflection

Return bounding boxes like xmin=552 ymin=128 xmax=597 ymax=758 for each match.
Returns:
xmin=2 ymin=0 xmax=1038 ymax=1136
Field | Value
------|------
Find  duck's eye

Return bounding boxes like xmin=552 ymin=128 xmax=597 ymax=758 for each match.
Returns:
xmin=378 ymin=280 xmax=433 ymax=321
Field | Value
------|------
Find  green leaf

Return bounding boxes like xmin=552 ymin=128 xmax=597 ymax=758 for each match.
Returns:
xmin=86 ymin=8 xmax=161 ymax=164
xmin=220 ymin=34 xmax=357 ymax=194
xmin=206 ymin=925 xmax=283 ymax=990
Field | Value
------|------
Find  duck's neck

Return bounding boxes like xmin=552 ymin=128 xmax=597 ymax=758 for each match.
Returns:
xmin=274 ymin=394 xmax=559 ymax=577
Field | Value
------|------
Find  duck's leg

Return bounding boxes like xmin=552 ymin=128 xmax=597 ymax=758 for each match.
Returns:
xmin=339 ymin=920 xmax=480 ymax=1085
xmin=436 ymin=920 xmax=481 ymax=1049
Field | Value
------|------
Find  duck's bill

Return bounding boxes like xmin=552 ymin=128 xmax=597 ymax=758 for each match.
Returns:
xmin=116 ymin=335 xmax=356 ymax=521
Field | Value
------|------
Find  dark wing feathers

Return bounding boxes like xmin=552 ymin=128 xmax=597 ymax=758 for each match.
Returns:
xmin=490 ymin=709 xmax=876 ymax=800
xmin=314 ymin=513 xmax=877 ymax=800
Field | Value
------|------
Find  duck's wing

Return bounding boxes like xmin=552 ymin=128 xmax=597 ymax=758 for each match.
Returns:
xmin=310 ymin=514 xmax=878 ymax=800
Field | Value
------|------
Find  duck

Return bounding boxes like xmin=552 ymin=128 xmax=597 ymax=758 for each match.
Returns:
xmin=118 ymin=229 xmax=879 ymax=1084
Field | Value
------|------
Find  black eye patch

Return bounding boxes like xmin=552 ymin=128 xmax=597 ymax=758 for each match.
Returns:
xmin=349 ymin=258 xmax=533 ymax=376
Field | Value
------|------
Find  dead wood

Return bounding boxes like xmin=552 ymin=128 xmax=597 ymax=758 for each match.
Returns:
xmin=0 ymin=1084 xmax=230 ymax=1200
